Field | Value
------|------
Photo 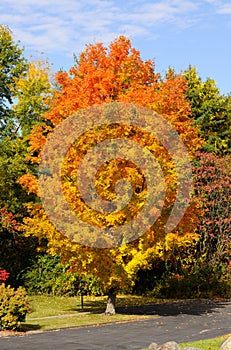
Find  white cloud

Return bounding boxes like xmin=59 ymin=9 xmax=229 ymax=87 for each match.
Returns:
xmin=204 ymin=0 xmax=231 ymax=14
xmin=0 ymin=0 xmax=121 ymax=51
xmin=0 ymin=0 xmax=229 ymax=60
xmin=128 ymin=0 xmax=198 ymax=24
xmin=217 ymin=3 xmax=231 ymax=14
xmin=118 ymin=24 xmax=149 ymax=36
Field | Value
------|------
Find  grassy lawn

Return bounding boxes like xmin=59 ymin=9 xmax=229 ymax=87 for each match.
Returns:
xmin=180 ymin=335 xmax=230 ymax=350
xmin=25 ymin=312 xmax=150 ymax=331
xmin=27 ymin=294 xmax=169 ymax=317
xmin=24 ymin=294 xmax=159 ymax=331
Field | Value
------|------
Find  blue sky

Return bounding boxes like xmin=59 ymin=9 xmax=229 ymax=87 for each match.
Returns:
xmin=1 ymin=0 xmax=231 ymax=94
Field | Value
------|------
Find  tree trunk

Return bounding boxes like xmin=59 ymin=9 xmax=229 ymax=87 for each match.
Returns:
xmin=105 ymin=289 xmax=116 ymax=315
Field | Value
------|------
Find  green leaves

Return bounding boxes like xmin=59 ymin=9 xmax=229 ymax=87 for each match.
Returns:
xmin=0 ymin=25 xmax=27 ymax=138
xmin=0 ymin=138 xmax=35 ymax=213
xmin=11 ymin=60 xmax=53 ymax=137
xmin=184 ymin=66 xmax=231 ymax=155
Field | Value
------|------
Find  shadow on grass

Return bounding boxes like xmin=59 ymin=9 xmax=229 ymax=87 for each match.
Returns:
xmin=21 ymin=324 xmax=42 ymax=332
xmin=67 ymin=298 xmax=106 ymax=313
xmin=68 ymin=299 xmax=230 ymax=317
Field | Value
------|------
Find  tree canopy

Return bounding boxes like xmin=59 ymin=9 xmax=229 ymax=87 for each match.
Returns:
xmin=20 ymin=36 xmax=204 ymax=313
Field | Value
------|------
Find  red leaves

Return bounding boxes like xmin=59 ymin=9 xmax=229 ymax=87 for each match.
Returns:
xmin=0 ymin=207 xmax=19 ymax=233
xmin=0 ymin=269 xmax=9 ymax=282
xmin=193 ymin=151 xmax=231 ymax=257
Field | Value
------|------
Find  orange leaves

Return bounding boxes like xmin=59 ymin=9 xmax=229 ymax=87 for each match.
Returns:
xmin=149 ymin=73 xmax=203 ymax=154
xmin=21 ymin=36 xmax=205 ymax=293
xmin=19 ymin=174 xmax=39 ymax=196
xmin=45 ymin=36 xmax=160 ymax=127
xmin=25 ymin=123 xmax=53 ymax=163
xmin=43 ymin=36 xmax=201 ymax=160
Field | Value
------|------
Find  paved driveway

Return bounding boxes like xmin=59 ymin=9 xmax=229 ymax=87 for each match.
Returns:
xmin=0 ymin=300 xmax=231 ymax=350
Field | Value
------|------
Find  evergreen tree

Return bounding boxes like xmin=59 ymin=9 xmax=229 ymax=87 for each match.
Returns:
xmin=184 ymin=66 xmax=231 ymax=155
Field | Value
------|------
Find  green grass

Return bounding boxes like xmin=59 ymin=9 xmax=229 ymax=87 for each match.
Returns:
xmin=25 ymin=312 xmax=150 ymax=331
xmin=24 ymin=294 xmax=159 ymax=331
xmin=27 ymin=294 xmax=104 ymax=318
xmin=27 ymin=294 xmax=168 ymax=317
xmin=180 ymin=335 xmax=230 ymax=349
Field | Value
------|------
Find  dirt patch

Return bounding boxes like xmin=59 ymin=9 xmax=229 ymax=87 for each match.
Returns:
xmin=0 ymin=330 xmax=24 ymax=337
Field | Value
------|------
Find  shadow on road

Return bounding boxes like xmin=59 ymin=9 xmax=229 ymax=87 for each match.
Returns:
xmin=115 ymin=299 xmax=230 ymax=316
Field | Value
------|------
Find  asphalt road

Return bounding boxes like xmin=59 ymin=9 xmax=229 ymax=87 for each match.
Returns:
xmin=0 ymin=300 xmax=230 ymax=350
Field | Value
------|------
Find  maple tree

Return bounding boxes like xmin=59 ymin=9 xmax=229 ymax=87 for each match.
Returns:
xmin=20 ymin=36 xmax=204 ymax=313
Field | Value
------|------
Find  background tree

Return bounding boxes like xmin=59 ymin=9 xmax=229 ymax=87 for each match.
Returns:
xmin=11 ymin=60 xmax=53 ymax=137
xmin=20 ymin=36 xmax=203 ymax=313
xmin=0 ymin=25 xmax=53 ymax=286
xmin=0 ymin=206 xmax=38 ymax=287
xmin=132 ymin=151 xmax=231 ymax=298
xmin=183 ymin=66 xmax=231 ymax=155
xmin=0 ymin=25 xmax=27 ymax=137
xmin=0 ymin=57 xmax=53 ymax=214
xmin=193 ymin=152 xmax=231 ymax=269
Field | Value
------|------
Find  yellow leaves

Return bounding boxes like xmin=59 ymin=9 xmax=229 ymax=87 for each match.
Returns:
xmin=154 ymin=232 xmax=199 ymax=259
xmin=125 ymin=246 xmax=157 ymax=278
xmin=13 ymin=60 xmax=51 ymax=93
xmin=11 ymin=59 xmax=54 ymax=137
xmin=20 ymin=36 xmax=206 ymax=294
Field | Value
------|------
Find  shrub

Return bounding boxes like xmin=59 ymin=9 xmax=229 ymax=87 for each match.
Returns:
xmin=23 ymin=255 xmax=66 ymax=295
xmin=23 ymin=254 xmax=103 ymax=296
xmin=0 ymin=283 xmax=30 ymax=330
xmin=150 ymin=264 xmax=231 ymax=299
xmin=133 ymin=250 xmax=231 ymax=299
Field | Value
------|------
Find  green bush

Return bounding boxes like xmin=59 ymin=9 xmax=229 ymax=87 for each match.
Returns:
xmin=23 ymin=255 xmax=103 ymax=296
xmin=151 ymin=264 xmax=231 ymax=299
xmin=78 ymin=274 xmax=103 ymax=296
xmin=23 ymin=255 xmax=68 ymax=295
xmin=0 ymin=283 xmax=30 ymax=330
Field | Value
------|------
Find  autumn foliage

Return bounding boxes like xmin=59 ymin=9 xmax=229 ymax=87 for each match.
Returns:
xmin=193 ymin=152 xmax=231 ymax=265
xmin=20 ymin=36 xmax=204 ymax=309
